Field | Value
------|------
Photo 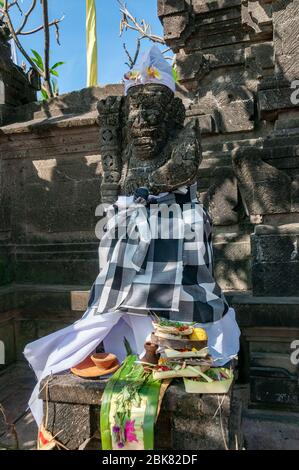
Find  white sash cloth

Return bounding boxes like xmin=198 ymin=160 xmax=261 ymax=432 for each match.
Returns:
xmin=24 ymin=307 xmax=240 ymax=426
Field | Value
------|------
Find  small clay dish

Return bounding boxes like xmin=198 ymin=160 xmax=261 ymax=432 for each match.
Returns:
xmin=91 ymin=353 xmax=117 ymax=369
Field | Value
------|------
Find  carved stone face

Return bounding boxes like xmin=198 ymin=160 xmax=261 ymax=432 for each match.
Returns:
xmin=125 ymin=83 xmax=185 ymax=160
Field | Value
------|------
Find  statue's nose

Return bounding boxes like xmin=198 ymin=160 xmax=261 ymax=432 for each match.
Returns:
xmin=136 ymin=113 xmax=147 ymax=125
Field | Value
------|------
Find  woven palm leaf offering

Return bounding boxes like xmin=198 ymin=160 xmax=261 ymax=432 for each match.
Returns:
xmin=149 ymin=314 xmax=213 ymax=381
xmin=151 ymin=316 xmax=208 ymax=350
xmin=152 ymin=356 xmax=213 ymax=380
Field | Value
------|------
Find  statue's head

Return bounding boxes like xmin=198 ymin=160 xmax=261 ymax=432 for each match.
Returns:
xmin=0 ymin=19 xmax=10 ymax=41
xmin=125 ymin=83 xmax=185 ymax=160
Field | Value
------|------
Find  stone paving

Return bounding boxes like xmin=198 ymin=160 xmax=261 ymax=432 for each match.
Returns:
xmin=0 ymin=362 xmax=37 ymax=450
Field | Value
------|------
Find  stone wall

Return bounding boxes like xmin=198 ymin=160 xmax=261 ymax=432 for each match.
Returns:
xmin=0 ymin=85 xmax=123 ymax=290
xmin=158 ymin=0 xmax=299 ymax=294
xmin=158 ymin=0 xmax=299 ymax=415
xmin=0 ymin=85 xmax=123 ymax=367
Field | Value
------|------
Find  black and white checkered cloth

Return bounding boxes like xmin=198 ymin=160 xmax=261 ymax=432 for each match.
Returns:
xmin=86 ymin=184 xmax=229 ymax=323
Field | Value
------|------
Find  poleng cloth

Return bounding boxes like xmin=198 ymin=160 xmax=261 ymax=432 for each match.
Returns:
xmin=86 ymin=185 xmax=229 ymax=323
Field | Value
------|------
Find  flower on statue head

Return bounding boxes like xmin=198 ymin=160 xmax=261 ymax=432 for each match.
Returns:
xmin=124 ymin=420 xmax=138 ymax=443
xmin=124 ymin=70 xmax=141 ymax=82
xmin=146 ymin=66 xmax=161 ymax=79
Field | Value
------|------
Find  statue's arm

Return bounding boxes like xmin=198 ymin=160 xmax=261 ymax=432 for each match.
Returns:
xmin=97 ymin=96 xmax=123 ymax=204
xmin=149 ymin=121 xmax=202 ymax=193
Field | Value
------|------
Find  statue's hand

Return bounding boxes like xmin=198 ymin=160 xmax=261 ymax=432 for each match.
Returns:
xmin=149 ymin=121 xmax=202 ymax=193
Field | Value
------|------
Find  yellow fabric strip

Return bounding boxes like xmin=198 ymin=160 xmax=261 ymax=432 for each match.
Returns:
xmin=86 ymin=0 xmax=98 ymax=87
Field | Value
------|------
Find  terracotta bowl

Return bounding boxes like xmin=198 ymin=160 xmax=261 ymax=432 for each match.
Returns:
xmin=91 ymin=353 xmax=117 ymax=369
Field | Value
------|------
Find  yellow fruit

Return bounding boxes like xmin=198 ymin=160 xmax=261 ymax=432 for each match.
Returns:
xmin=189 ymin=328 xmax=208 ymax=341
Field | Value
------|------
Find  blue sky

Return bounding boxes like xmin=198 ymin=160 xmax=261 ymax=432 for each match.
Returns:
xmin=10 ymin=0 xmax=164 ymax=94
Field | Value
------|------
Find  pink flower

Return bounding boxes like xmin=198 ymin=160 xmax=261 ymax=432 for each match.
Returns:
xmin=118 ymin=442 xmax=125 ymax=449
xmin=124 ymin=420 xmax=138 ymax=443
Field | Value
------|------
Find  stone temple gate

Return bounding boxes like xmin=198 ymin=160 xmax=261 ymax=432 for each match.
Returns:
xmin=0 ymin=0 xmax=299 ymax=449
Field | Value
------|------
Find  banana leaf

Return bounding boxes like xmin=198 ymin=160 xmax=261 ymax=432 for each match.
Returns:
xmin=142 ymin=375 xmax=161 ymax=450
xmin=100 ymin=355 xmax=162 ymax=450
xmin=100 ymin=355 xmax=137 ymax=450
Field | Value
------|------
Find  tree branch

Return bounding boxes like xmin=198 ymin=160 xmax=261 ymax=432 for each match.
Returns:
xmin=41 ymin=0 xmax=52 ymax=97
xmin=123 ymin=38 xmax=141 ymax=70
xmin=118 ymin=0 xmax=165 ymax=45
xmin=18 ymin=16 xmax=64 ymax=36
xmin=2 ymin=1 xmax=41 ymax=74
xmin=13 ymin=0 xmax=23 ymax=14
xmin=1 ymin=0 xmax=64 ymax=100
xmin=16 ymin=0 xmax=37 ymax=34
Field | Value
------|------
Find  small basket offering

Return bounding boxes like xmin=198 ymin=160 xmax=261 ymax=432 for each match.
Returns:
xmin=183 ymin=368 xmax=234 ymax=394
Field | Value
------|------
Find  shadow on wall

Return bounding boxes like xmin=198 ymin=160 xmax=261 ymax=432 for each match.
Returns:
xmin=0 ymin=126 xmax=257 ymax=290
xmin=0 ymin=119 xmax=105 ymax=286
xmin=199 ymin=143 xmax=252 ymax=292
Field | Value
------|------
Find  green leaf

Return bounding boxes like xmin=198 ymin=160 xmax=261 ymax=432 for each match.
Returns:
xmin=0 ymin=0 xmax=4 ymax=7
xmin=40 ymin=88 xmax=49 ymax=101
xmin=50 ymin=69 xmax=59 ymax=77
xmin=100 ymin=355 xmax=137 ymax=450
xmin=51 ymin=79 xmax=59 ymax=95
xmin=124 ymin=337 xmax=132 ymax=356
xmin=31 ymin=49 xmax=44 ymax=71
xmin=143 ymin=376 xmax=162 ymax=450
xmin=31 ymin=58 xmax=43 ymax=69
xmin=172 ymin=66 xmax=180 ymax=84
xmin=51 ymin=61 xmax=65 ymax=70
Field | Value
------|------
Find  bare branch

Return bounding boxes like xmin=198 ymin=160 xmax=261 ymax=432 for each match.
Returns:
xmin=118 ymin=0 xmax=165 ymax=45
xmin=16 ymin=0 xmax=37 ymax=34
xmin=132 ymin=38 xmax=141 ymax=67
xmin=1 ymin=0 xmax=64 ymax=100
xmin=0 ymin=1 xmax=18 ymax=19
xmin=7 ymin=1 xmax=22 ymax=11
xmin=13 ymin=0 xmax=23 ymax=15
xmin=1 ymin=1 xmax=41 ymax=74
xmin=123 ymin=38 xmax=141 ymax=70
xmin=19 ymin=16 xmax=64 ymax=36
xmin=54 ymin=21 xmax=60 ymax=45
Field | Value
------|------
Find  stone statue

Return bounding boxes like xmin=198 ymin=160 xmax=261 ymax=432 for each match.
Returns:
xmin=97 ymin=83 xmax=202 ymax=203
xmin=0 ymin=19 xmax=10 ymax=41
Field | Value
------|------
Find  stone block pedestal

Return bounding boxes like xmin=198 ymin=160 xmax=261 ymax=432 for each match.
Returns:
xmin=40 ymin=372 xmax=242 ymax=450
